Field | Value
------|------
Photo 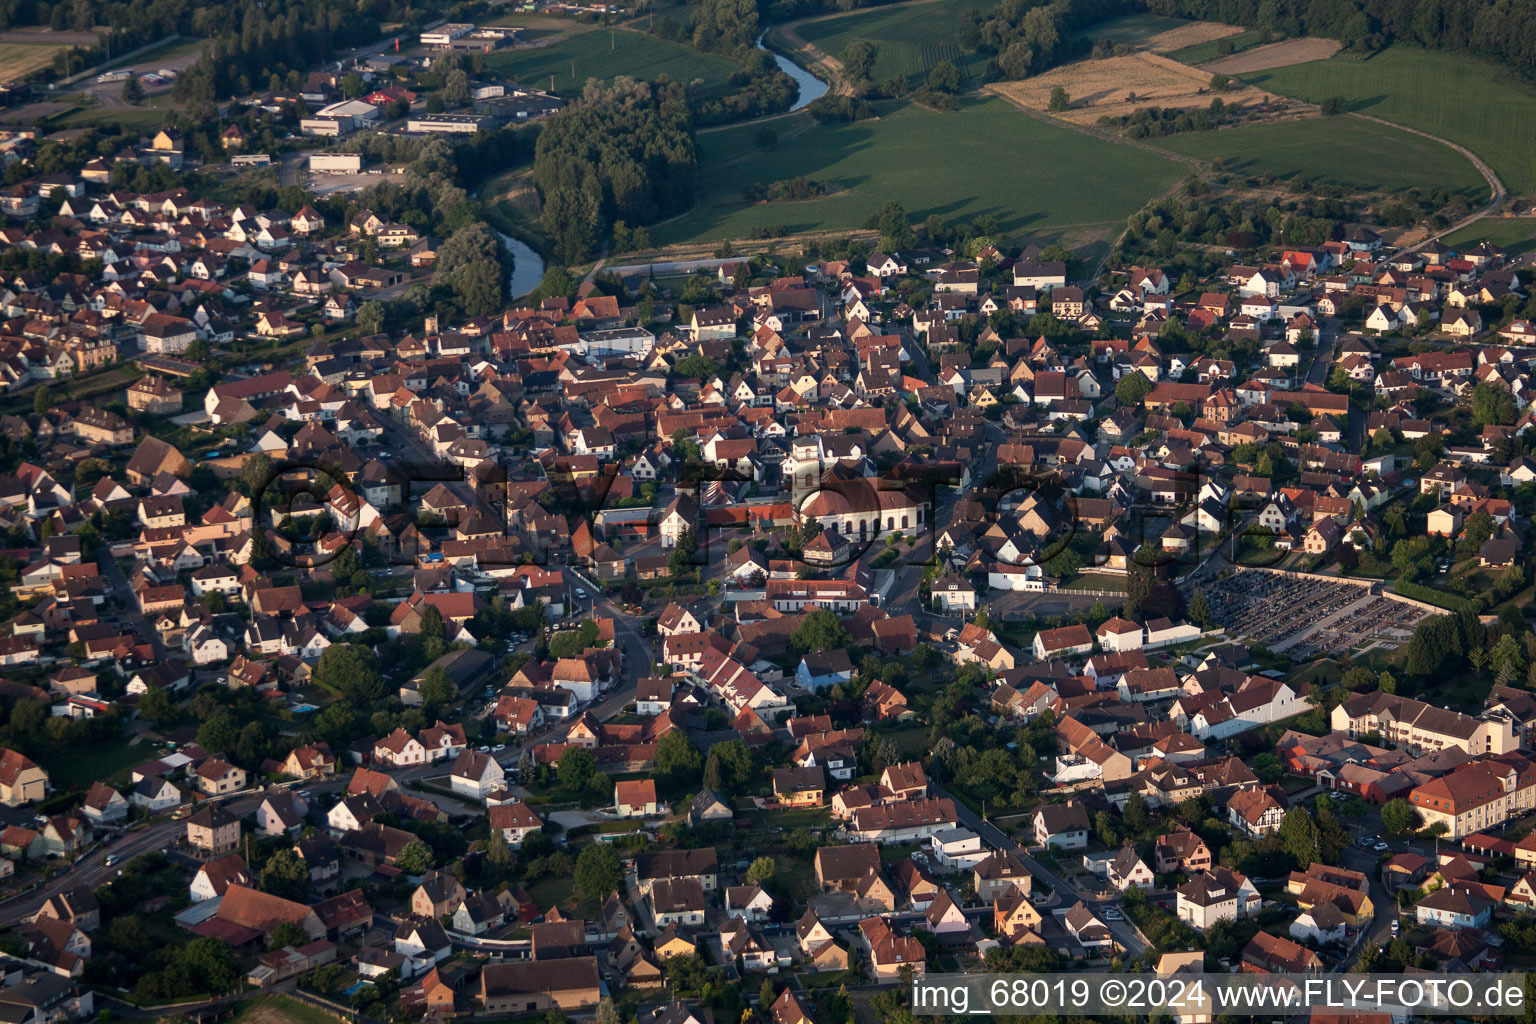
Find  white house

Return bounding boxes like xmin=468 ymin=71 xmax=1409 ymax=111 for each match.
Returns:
xmin=929 ymin=827 xmax=988 ymax=871
xmin=450 ymin=750 xmax=506 ymax=801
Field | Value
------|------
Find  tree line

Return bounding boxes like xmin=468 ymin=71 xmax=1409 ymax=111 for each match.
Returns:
xmin=1141 ymin=0 xmax=1536 ymax=71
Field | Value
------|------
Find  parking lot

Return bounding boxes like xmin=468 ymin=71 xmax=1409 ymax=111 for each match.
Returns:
xmin=1196 ymin=571 xmax=1428 ymax=656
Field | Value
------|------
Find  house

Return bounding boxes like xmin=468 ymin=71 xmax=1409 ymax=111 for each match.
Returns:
xmin=974 ymin=851 xmax=1032 ymax=902
xmin=1175 ymin=870 xmax=1251 ymax=932
xmin=1062 ymin=901 xmax=1113 ymax=951
xmin=1106 ymin=846 xmax=1154 ymax=891
xmin=772 ymin=765 xmax=825 ymax=807
xmin=479 ymin=957 xmax=601 ymax=1012
xmin=81 ymin=783 xmax=127 ymax=825
xmin=411 ymin=870 xmax=468 ymax=920
xmin=1227 ymin=788 xmax=1285 ymax=836
xmin=196 ymin=758 xmax=248 ymax=795
xmin=994 ymin=891 xmax=1044 ymax=943
xmin=488 ymin=802 xmax=543 ymax=846
xmin=186 ymin=803 xmax=241 ymax=855
xmin=191 ymin=854 xmax=253 ymax=902
xmin=1032 ymin=800 xmax=1090 ymax=849
xmin=615 ymin=779 xmax=664 ymax=817
xmin=1241 ymin=930 xmax=1323 ymax=973
xmin=1154 ymin=830 xmax=1211 ymax=874
xmin=450 ymin=750 xmax=506 ymax=800
xmin=1033 ymin=624 xmax=1093 ymax=661
xmin=1415 ymin=886 xmax=1493 ymax=931
xmin=860 ymin=915 xmax=926 ymax=978
xmin=651 ymin=878 xmax=707 ymax=927
xmin=725 ymin=884 xmax=774 ymax=922
xmin=796 ymin=649 xmax=854 ymax=690
xmin=0 ymin=748 xmax=48 ymax=805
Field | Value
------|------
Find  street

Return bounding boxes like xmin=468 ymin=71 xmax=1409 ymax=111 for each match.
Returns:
xmin=937 ymin=784 xmax=1152 ymax=959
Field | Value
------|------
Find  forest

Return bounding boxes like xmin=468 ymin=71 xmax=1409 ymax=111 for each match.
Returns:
xmin=533 ymin=80 xmax=699 ymax=263
xmin=1141 ymin=0 xmax=1536 ymax=71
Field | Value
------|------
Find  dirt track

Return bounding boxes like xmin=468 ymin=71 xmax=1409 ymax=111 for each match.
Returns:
xmin=1201 ymin=37 xmax=1340 ymax=74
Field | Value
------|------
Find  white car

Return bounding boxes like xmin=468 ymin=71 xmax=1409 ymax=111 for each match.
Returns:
xmin=1102 ymin=908 xmax=1122 ymax=921
xmin=574 ymin=588 xmax=587 ymax=599
xmin=1373 ymin=841 xmax=1390 ymax=852
xmin=492 ymin=744 xmax=505 ymax=752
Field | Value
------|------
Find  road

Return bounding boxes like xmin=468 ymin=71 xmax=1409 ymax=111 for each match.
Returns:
xmin=936 ymin=785 xmax=1151 ymax=959
xmin=1356 ymin=112 xmax=1507 ymax=263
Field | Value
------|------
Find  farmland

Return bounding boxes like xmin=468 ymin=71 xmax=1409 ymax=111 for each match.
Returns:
xmin=1150 ymin=116 xmax=1486 ymax=195
xmin=1443 ymin=219 xmax=1536 ymax=256
xmin=1244 ymin=45 xmax=1536 ymax=195
xmin=1166 ymin=27 xmax=1264 ymax=65
xmin=650 ymin=94 xmax=1185 ymax=248
xmin=0 ymin=41 xmax=65 ymax=80
xmin=787 ymin=0 xmax=996 ymax=87
xmin=484 ymin=26 xmax=741 ymax=98
xmin=989 ymin=51 xmax=1282 ymax=126
xmin=1076 ymin=13 xmax=1192 ymax=46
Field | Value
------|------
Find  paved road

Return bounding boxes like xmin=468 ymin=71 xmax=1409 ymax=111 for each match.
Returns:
xmin=936 ymin=784 xmax=1151 ymax=959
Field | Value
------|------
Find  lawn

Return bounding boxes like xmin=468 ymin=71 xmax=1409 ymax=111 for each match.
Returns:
xmin=652 ymin=94 xmax=1186 ymax=246
xmin=0 ymin=42 xmax=65 ymax=81
xmin=1443 ymin=218 xmax=1536 ymax=255
xmin=61 ymin=106 xmax=167 ymax=131
xmin=1244 ymin=44 xmax=1536 ymax=194
xmin=228 ymin=995 xmax=340 ymax=1024
xmin=484 ymin=27 xmax=741 ymax=99
xmin=1149 ymin=115 xmax=1486 ymax=195
xmin=790 ymin=0 xmax=997 ymax=87
xmin=39 ymin=736 xmax=145 ymax=790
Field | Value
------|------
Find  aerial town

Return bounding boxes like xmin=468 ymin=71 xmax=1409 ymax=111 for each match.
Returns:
xmin=1 ymin=0 xmax=1536 ymax=1021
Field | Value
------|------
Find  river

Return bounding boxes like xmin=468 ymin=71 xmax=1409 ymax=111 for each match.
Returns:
xmin=499 ymin=232 xmax=545 ymax=299
xmin=757 ymin=30 xmax=828 ymax=112
xmin=496 ymin=37 xmax=824 ymax=291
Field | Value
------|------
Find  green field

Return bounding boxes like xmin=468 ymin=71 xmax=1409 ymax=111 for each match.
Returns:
xmin=653 ymin=94 xmax=1185 ymax=245
xmin=484 ymin=27 xmax=742 ymax=98
xmin=1150 ymin=116 xmax=1486 ymax=195
xmin=1167 ymin=27 xmax=1264 ymax=64
xmin=1078 ymin=13 xmax=1189 ymax=44
xmin=790 ymin=0 xmax=997 ymax=86
xmin=1244 ymin=45 xmax=1536 ymax=194
xmin=1443 ymin=218 xmax=1536 ymax=255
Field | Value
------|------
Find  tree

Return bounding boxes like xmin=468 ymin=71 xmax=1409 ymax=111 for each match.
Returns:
xmin=1319 ymin=95 xmax=1349 ymax=115
xmin=655 ymin=730 xmax=703 ymax=789
xmin=790 ymin=608 xmax=851 ymax=654
xmin=179 ymin=937 xmax=239 ymax=993
xmin=1047 ymin=85 xmax=1070 ymax=111
xmin=1115 ymin=372 xmax=1151 ymax=407
xmin=575 ymin=843 xmax=622 ymax=898
xmin=32 ymin=384 xmax=53 ymax=418
xmin=240 ymin=452 xmax=274 ymax=498
xmin=1189 ymin=591 xmax=1212 ymax=627
xmin=1277 ymin=807 xmax=1320 ymax=867
xmin=1381 ymin=797 xmax=1420 ymax=836
xmin=596 ymin=998 xmax=621 ymax=1024
xmin=1209 ymin=73 xmax=1231 ymax=91
xmin=437 ymin=223 xmax=505 ymax=317
xmin=122 ymin=73 xmax=143 ymax=102
xmin=260 ymin=847 xmax=312 ymax=901
xmin=927 ymin=60 xmax=961 ymax=93
xmin=703 ymin=739 xmax=754 ymax=794
xmin=313 ymin=644 xmax=386 ymax=702
xmin=268 ymin=919 xmax=308 ymax=950
xmin=357 ymin=300 xmax=385 ymax=335
xmin=839 ymin=40 xmax=877 ymax=84
xmin=669 ymin=528 xmax=699 ymax=576
xmin=745 ymin=856 xmax=776 ymax=885
xmin=418 ymin=665 xmax=456 ymax=708
xmin=137 ymin=686 xmax=179 ymax=727
xmin=559 ymin=747 xmax=598 ymax=791
xmin=443 ymin=68 xmax=470 ymax=105
xmin=396 ymin=839 xmax=435 ymax=874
